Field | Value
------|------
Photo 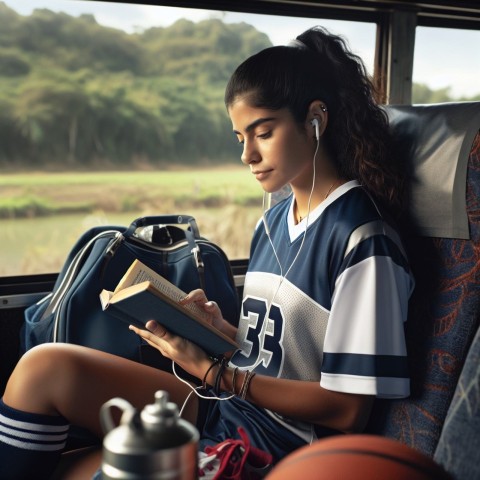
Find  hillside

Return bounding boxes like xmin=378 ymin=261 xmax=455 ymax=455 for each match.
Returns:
xmin=0 ymin=3 xmax=272 ymax=167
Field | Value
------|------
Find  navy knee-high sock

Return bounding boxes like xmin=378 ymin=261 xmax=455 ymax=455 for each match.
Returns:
xmin=0 ymin=397 xmax=70 ymax=480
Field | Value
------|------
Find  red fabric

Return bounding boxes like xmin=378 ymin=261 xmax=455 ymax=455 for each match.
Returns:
xmin=199 ymin=427 xmax=273 ymax=479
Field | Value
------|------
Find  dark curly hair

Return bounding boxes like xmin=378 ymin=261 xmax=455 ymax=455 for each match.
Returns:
xmin=224 ymin=26 xmax=405 ymax=218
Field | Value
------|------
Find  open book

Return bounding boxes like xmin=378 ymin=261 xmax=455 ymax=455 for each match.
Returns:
xmin=99 ymin=259 xmax=238 ymax=357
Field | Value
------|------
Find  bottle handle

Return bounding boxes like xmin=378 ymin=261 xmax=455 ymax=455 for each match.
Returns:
xmin=100 ymin=397 xmax=137 ymax=434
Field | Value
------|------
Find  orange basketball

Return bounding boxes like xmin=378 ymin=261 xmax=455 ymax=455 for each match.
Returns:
xmin=266 ymin=434 xmax=452 ymax=480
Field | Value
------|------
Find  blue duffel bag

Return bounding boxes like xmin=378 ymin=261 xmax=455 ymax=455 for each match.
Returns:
xmin=21 ymin=215 xmax=240 ymax=363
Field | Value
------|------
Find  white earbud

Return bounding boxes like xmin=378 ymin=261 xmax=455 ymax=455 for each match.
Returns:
xmin=311 ymin=118 xmax=320 ymax=141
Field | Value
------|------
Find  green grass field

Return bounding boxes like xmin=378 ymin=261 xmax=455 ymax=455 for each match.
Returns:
xmin=0 ymin=168 xmax=264 ymax=276
xmin=0 ymin=167 xmax=261 ymax=218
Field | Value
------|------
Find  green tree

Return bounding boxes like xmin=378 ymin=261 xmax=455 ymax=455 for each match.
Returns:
xmin=0 ymin=48 xmax=30 ymax=76
xmin=0 ymin=8 xmax=271 ymax=167
xmin=412 ymin=83 xmax=453 ymax=104
xmin=87 ymin=81 xmax=170 ymax=164
xmin=0 ymin=95 xmax=26 ymax=165
xmin=14 ymin=72 xmax=92 ymax=164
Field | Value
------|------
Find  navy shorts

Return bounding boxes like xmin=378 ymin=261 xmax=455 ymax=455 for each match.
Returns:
xmin=198 ymin=391 xmax=310 ymax=463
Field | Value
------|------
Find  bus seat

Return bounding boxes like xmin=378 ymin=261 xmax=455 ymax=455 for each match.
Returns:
xmin=366 ymin=102 xmax=480 ymax=462
xmin=434 ymin=315 xmax=480 ymax=479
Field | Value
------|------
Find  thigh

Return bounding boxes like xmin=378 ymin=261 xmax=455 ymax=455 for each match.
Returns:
xmin=3 ymin=343 xmax=197 ymax=436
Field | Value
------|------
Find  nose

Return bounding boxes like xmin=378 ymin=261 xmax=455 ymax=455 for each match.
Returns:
xmin=240 ymin=139 xmax=260 ymax=166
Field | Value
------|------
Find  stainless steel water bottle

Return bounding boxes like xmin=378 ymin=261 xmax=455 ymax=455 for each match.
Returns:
xmin=100 ymin=390 xmax=199 ymax=479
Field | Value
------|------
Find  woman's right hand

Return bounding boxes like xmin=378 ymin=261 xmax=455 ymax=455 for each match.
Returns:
xmin=179 ymin=289 xmax=238 ymax=340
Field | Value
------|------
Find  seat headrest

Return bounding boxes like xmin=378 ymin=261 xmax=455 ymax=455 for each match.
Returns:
xmin=386 ymin=102 xmax=480 ymax=239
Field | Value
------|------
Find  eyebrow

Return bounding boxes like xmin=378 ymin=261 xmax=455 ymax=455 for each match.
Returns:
xmin=233 ymin=117 xmax=276 ymax=135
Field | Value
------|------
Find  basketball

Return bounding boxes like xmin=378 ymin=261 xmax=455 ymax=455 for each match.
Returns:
xmin=266 ymin=434 xmax=452 ymax=480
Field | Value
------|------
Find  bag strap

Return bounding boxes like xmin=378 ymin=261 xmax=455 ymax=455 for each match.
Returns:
xmin=196 ymin=239 xmax=236 ymax=292
xmin=175 ymin=227 xmax=206 ymax=291
xmin=190 ymin=244 xmax=206 ymax=291
xmin=125 ymin=215 xmax=201 ymax=239
xmin=46 ymin=230 xmax=123 ymax=339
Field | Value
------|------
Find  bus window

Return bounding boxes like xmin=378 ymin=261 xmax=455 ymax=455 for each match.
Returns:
xmin=412 ymin=26 xmax=480 ymax=103
xmin=0 ymin=1 xmax=376 ymax=276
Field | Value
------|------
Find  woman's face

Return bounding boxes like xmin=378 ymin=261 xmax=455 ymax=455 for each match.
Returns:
xmin=228 ymin=99 xmax=316 ymax=193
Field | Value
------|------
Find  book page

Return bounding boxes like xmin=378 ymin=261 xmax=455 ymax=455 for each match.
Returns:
xmin=117 ymin=260 xmax=208 ymax=320
xmin=99 ymin=289 xmax=113 ymax=310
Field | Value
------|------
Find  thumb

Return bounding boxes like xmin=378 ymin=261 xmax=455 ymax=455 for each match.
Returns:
xmin=145 ymin=320 xmax=167 ymax=338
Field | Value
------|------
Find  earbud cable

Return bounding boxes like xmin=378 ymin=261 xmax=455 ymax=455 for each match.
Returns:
xmin=263 ymin=138 xmax=320 ymax=282
xmin=177 ymin=140 xmax=322 ymax=417
xmin=262 ymin=139 xmax=320 ymax=314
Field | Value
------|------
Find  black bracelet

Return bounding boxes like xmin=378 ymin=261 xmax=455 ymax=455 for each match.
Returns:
xmin=202 ymin=358 xmax=220 ymax=389
xmin=214 ymin=356 xmax=228 ymax=394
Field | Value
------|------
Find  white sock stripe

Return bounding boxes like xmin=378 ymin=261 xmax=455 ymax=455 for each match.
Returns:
xmin=0 ymin=424 xmax=69 ymax=442
xmin=0 ymin=412 xmax=69 ymax=433
xmin=0 ymin=433 xmax=67 ymax=451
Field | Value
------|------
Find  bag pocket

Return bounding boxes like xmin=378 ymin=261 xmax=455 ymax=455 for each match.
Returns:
xmin=21 ymin=294 xmax=54 ymax=353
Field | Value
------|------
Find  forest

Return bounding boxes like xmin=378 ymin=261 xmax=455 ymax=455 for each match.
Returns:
xmin=0 ymin=2 xmax=478 ymax=169
xmin=0 ymin=3 xmax=271 ymax=168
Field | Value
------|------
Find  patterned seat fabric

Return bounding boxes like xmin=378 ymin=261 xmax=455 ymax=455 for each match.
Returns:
xmin=434 ymin=314 xmax=480 ymax=479
xmin=366 ymin=130 xmax=480 ymax=458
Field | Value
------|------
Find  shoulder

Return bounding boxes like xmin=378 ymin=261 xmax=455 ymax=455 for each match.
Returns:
xmin=325 ymin=183 xmax=410 ymax=270
xmin=318 ymin=182 xmax=385 ymax=247
xmin=327 ymin=182 xmax=382 ymax=222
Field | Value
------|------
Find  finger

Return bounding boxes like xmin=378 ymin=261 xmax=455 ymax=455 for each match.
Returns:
xmin=204 ymin=300 xmax=220 ymax=317
xmin=179 ymin=289 xmax=207 ymax=305
xmin=128 ymin=324 xmax=172 ymax=355
xmin=204 ymin=300 xmax=223 ymax=319
xmin=143 ymin=337 xmax=167 ymax=356
xmin=204 ymin=300 xmax=217 ymax=310
xmin=129 ymin=322 xmax=168 ymax=343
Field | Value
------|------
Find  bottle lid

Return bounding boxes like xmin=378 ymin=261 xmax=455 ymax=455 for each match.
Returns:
xmin=141 ymin=390 xmax=179 ymax=428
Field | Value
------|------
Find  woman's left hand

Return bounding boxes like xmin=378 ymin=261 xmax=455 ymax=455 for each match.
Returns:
xmin=129 ymin=321 xmax=210 ymax=379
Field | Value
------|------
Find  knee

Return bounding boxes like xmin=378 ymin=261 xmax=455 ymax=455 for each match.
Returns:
xmin=4 ymin=344 xmax=83 ymax=407
xmin=20 ymin=343 xmax=76 ymax=376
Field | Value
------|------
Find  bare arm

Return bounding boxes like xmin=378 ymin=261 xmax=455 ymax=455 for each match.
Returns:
xmin=130 ymin=320 xmax=373 ymax=434
xmin=204 ymin=362 xmax=374 ymax=433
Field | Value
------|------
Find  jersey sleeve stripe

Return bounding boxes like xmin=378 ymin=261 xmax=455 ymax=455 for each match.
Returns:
xmin=341 ymin=234 xmax=411 ymax=277
xmin=320 ymin=373 xmax=410 ymax=398
xmin=344 ymin=220 xmax=407 ymax=260
xmin=321 ymin=352 xmax=409 ymax=378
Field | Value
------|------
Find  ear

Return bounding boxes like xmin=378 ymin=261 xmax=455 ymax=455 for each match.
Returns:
xmin=305 ymin=100 xmax=328 ymax=138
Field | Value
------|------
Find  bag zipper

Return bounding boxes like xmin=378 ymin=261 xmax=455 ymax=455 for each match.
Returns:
xmin=52 ymin=230 xmax=122 ymax=342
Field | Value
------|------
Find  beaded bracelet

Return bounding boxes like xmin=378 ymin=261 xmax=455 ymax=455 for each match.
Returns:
xmin=239 ymin=370 xmax=256 ymax=400
xmin=231 ymin=367 xmax=239 ymax=395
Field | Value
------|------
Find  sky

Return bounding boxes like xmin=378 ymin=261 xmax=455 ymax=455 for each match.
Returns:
xmin=3 ymin=0 xmax=479 ymax=97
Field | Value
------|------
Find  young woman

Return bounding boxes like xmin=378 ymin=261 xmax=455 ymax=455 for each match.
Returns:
xmin=0 ymin=26 xmax=414 ymax=479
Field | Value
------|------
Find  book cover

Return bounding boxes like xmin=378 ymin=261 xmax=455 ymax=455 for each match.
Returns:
xmin=100 ymin=260 xmax=238 ymax=357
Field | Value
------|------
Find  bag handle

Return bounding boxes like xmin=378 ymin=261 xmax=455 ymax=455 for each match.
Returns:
xmin=125 ymin=215 xmax=201 ymax=239
xmin=126 ymin=215 xmax=207 ymax=291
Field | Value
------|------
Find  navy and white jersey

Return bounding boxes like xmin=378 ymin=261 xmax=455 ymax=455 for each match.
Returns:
xmin=229 ymin=180 xmax=414 ymax=440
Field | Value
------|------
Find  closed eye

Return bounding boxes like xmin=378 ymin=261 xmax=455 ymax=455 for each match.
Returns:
xmin=257 ymin=131 xmax=272 ymax=139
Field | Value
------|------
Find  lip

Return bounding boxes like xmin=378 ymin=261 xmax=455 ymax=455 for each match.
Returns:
xmin=252 ymin=169 xmax=272 ymax=181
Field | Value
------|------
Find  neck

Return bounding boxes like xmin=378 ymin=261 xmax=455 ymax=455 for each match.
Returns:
xmin=294 ymin=178 xmax=341 ymax=223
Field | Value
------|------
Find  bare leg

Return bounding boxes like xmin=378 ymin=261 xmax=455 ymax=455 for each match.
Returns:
xmin=50 ymin=447 xmax=102 ymax=480
xmin=3 ymin=343 xmax=198 ymax=436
